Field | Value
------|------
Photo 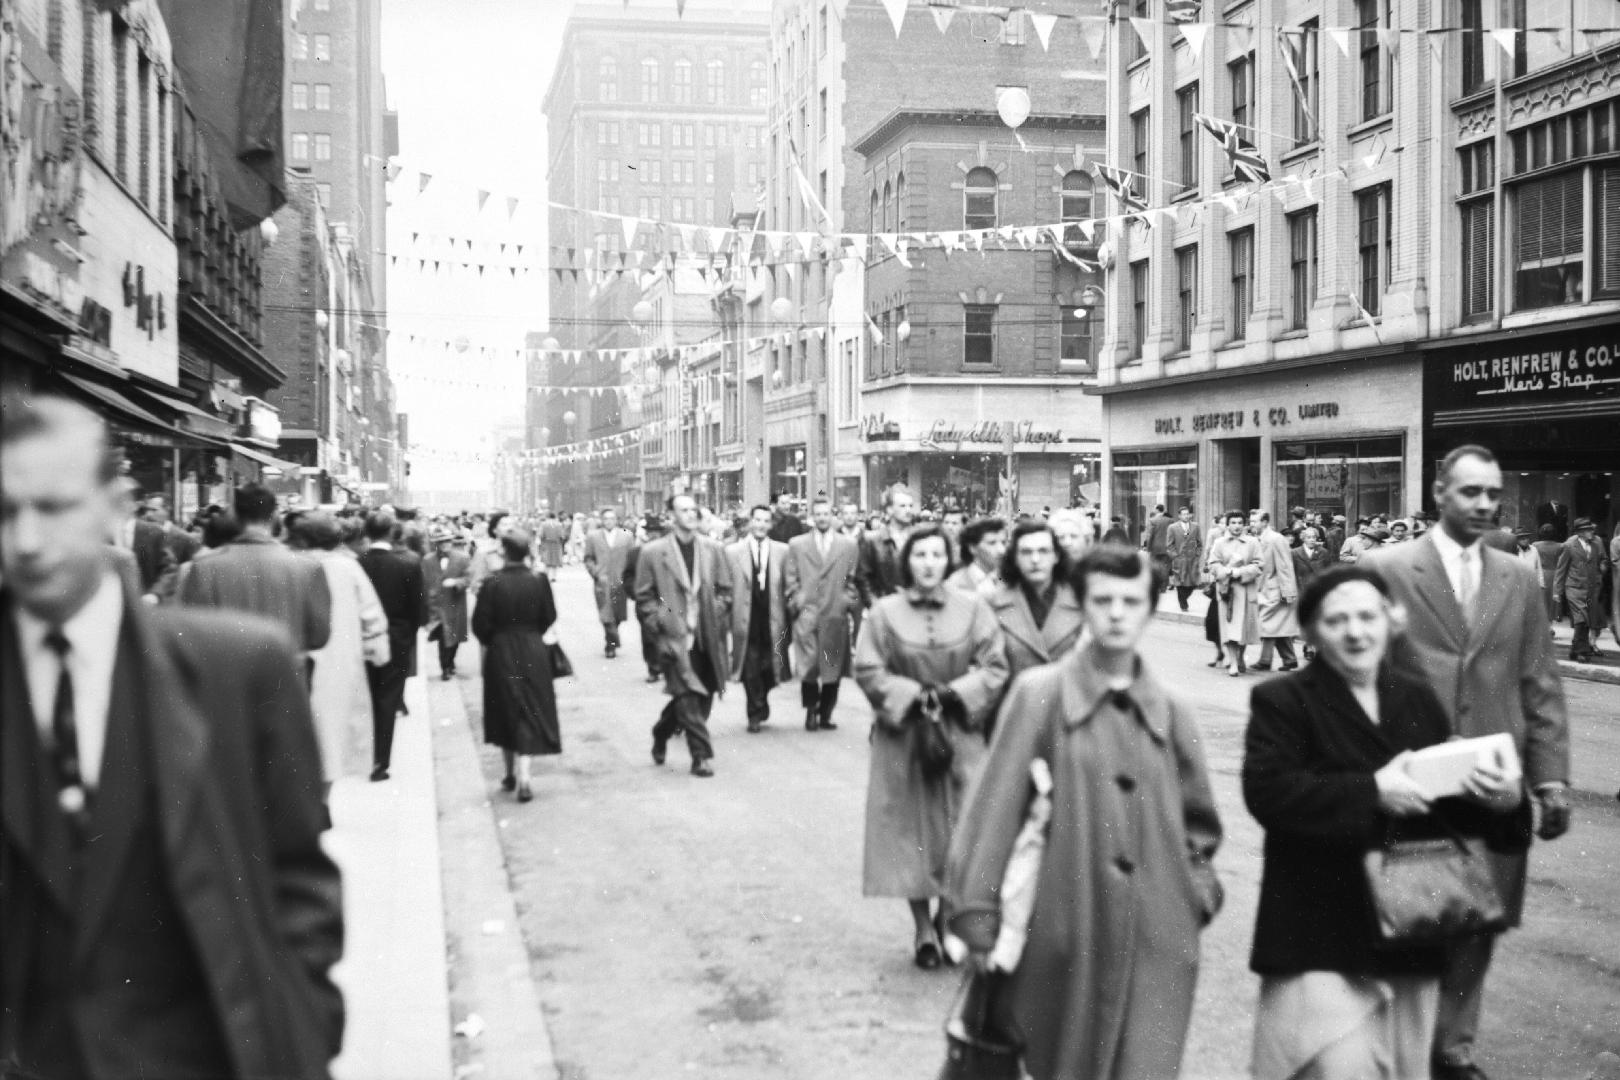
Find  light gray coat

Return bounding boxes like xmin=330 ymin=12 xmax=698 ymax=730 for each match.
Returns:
xmin=784 ymin=530 xmax=860 ymax=684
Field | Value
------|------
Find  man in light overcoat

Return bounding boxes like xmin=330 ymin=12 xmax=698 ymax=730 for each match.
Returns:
xmin=725 ymin=506 xmax=791 ymax=733
xmin=785 ymin=496 xmax=860 ymax=732
xmin=1369 ymin=444 xmax=1570 ymax=1080
xmin=1252 ymin=510 xmax=1300 ymax=671
xmin=1165 ymin=505 xmax=1202 ymax=611
xmin=583 ymin=508 xmax=634 ymax=658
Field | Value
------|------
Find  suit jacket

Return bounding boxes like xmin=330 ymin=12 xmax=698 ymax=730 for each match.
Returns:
xmin=1166 ymin=520 xmax=1202 ymax=585
xmin=768 ymin=511 xmax=808 ymax=544
xmin=1369 ymin=533 xmax=1568 ymax=921
xmin=358 ymin=546 xmax=427 ymax=673
xmin=1553 ymin=534 xmax=1609 ymax=603
xmin=178 ymin=533 xmax=332 ymax=655
xmin=725 ymin=537 xmax=791 ymax=682
xmin=1144 ymin=512 xmax=1173 ymax=554
xmin=1256 ymin=528 xmax=1300 ymax=638
xmin=1 ymin=567 xmax=343 ymax=1079
xmin=129 ymin=519 xmax=177 ymax=600
xmin=856 ymin=526 xmax=905 ymax=608
xmin=785 ymin=530 xmax=860 ymax=683
xmin=633 ymin=533 xmax=733 ymax=697
xmin=163 ymin=526 xmax=200 ymax=568
xmin=583 ymin=528 xmax=633 ymax=624
xmin=986 ymin=581 xmax=1084 ymax=678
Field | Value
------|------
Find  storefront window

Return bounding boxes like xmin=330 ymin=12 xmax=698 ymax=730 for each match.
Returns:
xmin=770 ymin=443 xmax=808 ymax=503
xmin=920 ymin=454 xmax=1005 ymax=516
xmin=1112 ymin=447 xmax=1198 ymax=542
xmin=1274 ymin=436 xmax=1404 ymax=521
xmin=1069 ymin=454 xmax=1101 ymax=509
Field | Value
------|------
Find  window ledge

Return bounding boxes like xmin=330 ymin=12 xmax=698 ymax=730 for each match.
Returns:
xmin=1347 ymin=115 xmax=1394 ymax=141
xmin=1217 ymin=340 xmax=1246 ymax=352
xmin=1276 ymin=328 xmax=1309 ymax=340
xmin=1165 ymin=349 xmax=1192 ymax=361
xmin=1172 ymin=188 xmax=1201 ymax=203
xmin=1451 ymin=85 xmax=1496 ymax=112
xmin=1279 ymin=142 xmax=1320 ymax=166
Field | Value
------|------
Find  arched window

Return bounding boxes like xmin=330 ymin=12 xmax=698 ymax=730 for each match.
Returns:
xmin=964 ymin=166 xmax=998 ymax=230
xmin=895 ymin=173 xmax=907 ymax=232
xmin=598 ymin=57 xmax=617 ymax=101
xmin=641 ymin=57 xmax=660 ymax=102
xmin=706 ymin=59 xmax=724 ymax=103
xmin=882 ymin=180 xmax=893 ymax=233
xmin=1061 ymin=170 xmax=1094 ymax=223
xmin=748 ymin=61 xmax=767 ymax=107
xmin=672 ymin=59 xmax=692 ymax=103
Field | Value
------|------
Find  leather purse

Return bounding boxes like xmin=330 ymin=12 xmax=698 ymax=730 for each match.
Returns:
xmin=913 ymin=690 xmax=955 ymax=780
xmin=547 ymin=642 xmax=574 ymax=679
xmin=1362 ymin=823 xmax=1508 ymax=944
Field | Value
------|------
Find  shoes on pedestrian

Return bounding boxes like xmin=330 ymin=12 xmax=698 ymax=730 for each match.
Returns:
xmin=652 ymin=733 xmax=667 ymax=766
xmin=501 ymin=774 xmax=516 ymax=792
xmin=644 ymin=671 xmax=661 ymax=684
xmin=369 ymin=766 xmax=390 ymax=782
xmin=1207 ymin=659 xmax=1223 ymax=668
xmin=691 ymin=758 xmax=714 ymax=778
xmin=1251 ymin=661 xmax=1273 ymax=672
xmin=605 ymin=645 xmax=617 ymax=659
xmin=1432 ymin=1059 xmax=1490 ymax=1080
xmin=818 ymin=719 xmax=838 ymax=731
xmin=517 ymin=782 xmax=533 ymax=803
xmin=747 ymin=720 xmax=762 ymax=733
xmin=913 ymin=930 xmax=942 ymax=970
xmin=1280 ymin=662 xmax=1299 ymax=671
xmin=1227 ymin=665 xmax=1242 ymax=678
xmin=806 ymin=709 xmax=818 ymax=732
xmin=1179 ymin=604 xmax=1190 ymax=612
xmin=441 ymin=671 xmax=452 ymax=681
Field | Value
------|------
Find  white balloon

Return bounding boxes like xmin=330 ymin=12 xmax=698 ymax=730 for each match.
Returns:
xmin=896 ymin=320 xmax=911 ymax=342
xmin=770 ymin=297 xmax=793 ymax=321
xmin=996 ymin=86 xmax=1031 ymax=129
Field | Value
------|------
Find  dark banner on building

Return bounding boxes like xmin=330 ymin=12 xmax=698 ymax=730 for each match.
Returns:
xmin=1425 ymin=322 xmax=1620 ymax=412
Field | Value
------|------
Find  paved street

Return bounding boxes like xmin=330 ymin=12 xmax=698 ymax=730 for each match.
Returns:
xmin=446 ymin=566 xmax=1620 ymax=1080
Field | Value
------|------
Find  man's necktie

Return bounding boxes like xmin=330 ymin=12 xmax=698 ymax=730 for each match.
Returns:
xmin=1457 ymin=550 xmax=1478 ymax=623
xmin=44 ymin=630 xmax=90 ymax=839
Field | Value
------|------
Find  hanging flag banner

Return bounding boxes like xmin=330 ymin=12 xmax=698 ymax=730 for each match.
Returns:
xmin=1194 ymin=112 xmax=1272 ymax=183
xmin=880 ymin=0 xmax=907 ymax=37
xmin=1093 ymin=162 xmax=1149 ymax=214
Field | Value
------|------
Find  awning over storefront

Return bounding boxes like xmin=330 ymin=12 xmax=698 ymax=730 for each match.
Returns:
xmin=229 ymin=441 xmax=304 ymax=475
xmin=129 ymin=384 xmax=238 ymax=440
xmin=59 ymin=373 xmax=169 ymax=429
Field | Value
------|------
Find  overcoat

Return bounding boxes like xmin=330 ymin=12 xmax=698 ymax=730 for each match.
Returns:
xmin=1368 ymin=534 xmax=1569 ymax=922
xmin=178 ymin=533 xmax=333 ymax=656
xmin=946 ymin=647 xmax=1223 ymax=1080
xmin=305 ymin=548 xmax=390 ymax=781
xmin=784 ymin=530 xmax=860 ymax=683
xmin=1554 ymin=533 xmax=1610 ymax=628
xmin=855 ymin=526 xmax=905 ymax=607
xmin=421 ymin=548 xmax=471 ymax=647
xmin=1255 ymin=527 xmax=1300 ymax=638
xmin=986 ymin=581 xmax=1084 ymax=679
xmin=1206 ymin=533 xmax=1262 ymax=645
xmin=1 ymin=567 xmax=343 ymax=1080
xmin=854 ymin=587 xmax=1008 ymax=898
xmin=472 ymin=565 xmax=561 ymax=756
xmin=725 ymin=536 xmax=792 ymax=683
xmin=633 ymin=532 xmax=734 ymax=698
xmin=538 ymin=520 xmax=567 ymax=570
xmin=583 ymin=527 xmax=633 ymax=624
xmin=1166 ymin=519 xmax=1202 ymax=586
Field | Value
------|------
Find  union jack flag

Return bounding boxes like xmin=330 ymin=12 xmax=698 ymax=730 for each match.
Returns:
xmin=1092 ymin=163 xmax=1148 ymax=214
xmin=1194 ymin=113 xmax=1272 ymax=184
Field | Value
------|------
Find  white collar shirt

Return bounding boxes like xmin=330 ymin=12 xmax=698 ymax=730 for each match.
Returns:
xmin=13 ymin=571 xmax=123 ymax=789
xmin=1429 ymin=527 xmax=1481 ymax=605
xmin=751 ymin=538 xmax=768 ymax=585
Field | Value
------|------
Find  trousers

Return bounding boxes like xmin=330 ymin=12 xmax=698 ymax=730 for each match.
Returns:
xmin=437 ymin=639 xmax=459 ymax=674
xmin=741 ymin=643 xmax=777 ymax=723
xmin=1433 ymin=932 xmax=1495 ymax=1066
xmin=367 ymin=661 xmax=407 ymax=769
xmin=800 ymin=679 xmax=840 ymax=723
xmin=653 ymin=692 xmax=714 ymax=762
xmin=602 ymin=620 xmax=622 ymax=649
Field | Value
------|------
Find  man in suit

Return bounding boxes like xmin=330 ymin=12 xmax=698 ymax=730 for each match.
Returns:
xmin=836 ymin=501 xmax=865 ymax=540
xmin=767 ymin=490 xmax=807 ymax=544
xmin=857 ymin=484 xmax=916 ymax=608
xmin=1142 ymin=503 xmax=1173 ymax=587
xmin=1370 ymin=444 xmax=1570 ymax=1080
xmin=726 ymin=506 xmax=790 ymax=733
xmin=1 ymin=395 xmax=343 ymax=1079
xmin=583 ymin=507 xmax=634 ymax=659
xmin=634 ymin=493 xmax=733 ymax=777
xmin=112 ymin=483 xmax=177 ymax=603
xmin=178 ymin=482 xmax=332 ymax=673
xmin=421 ymin=528 xmax=471 ymax=679
xmin=786 ymin=497 xmax=860 ymax=732
xmin=1251 ymin=509 xmax=1301 ymax=671
xmin=357 ymin=512 xmax=426 ymax=782
xmin=143 ymin=494 xmax=199 ymax=569
xmin=1535 ymin=498 xmax=1571 ymax=543
xmin=1554 ymin=516 xmax=1610 ymax=662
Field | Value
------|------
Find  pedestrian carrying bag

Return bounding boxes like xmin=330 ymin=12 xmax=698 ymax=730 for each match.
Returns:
xmin=913 ymin=691 xmax=954 ymax=780
xmin=547 ymin=642 xmax=574 ymax=679
xmin=939 ymin=970 xmax=1023 ymax=1080
xmin=1362 ymin=823 xmax=1507 ymax=944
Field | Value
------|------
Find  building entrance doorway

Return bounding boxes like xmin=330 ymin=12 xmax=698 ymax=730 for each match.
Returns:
xmin=1214 ymin=437 xmax=1261 ymax=515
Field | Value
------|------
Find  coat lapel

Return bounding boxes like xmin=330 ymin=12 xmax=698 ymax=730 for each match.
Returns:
xmin=0 ymin=604 xmax=73 ymax=912
xmin=992 ymin=588 xmax=1049 ymax=664
xmin=1057 ymin=646 xmax=1171 ymax=745
xmin=1406 ymin=538 xmax=1467 ymax=649
xmin=1466 ymin=547 xmax=1517 ymax=655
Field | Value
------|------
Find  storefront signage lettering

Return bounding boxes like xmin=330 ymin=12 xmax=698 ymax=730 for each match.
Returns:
xmin=922 ymin=420 xmax=1064 ymax=447
xmin=2 ymin=25 xmax=85 ymax=313
xmin=1425 ymin=325 xmax=1620 ymax=410
xmin=860 ymin=412 xmax=901 ymax=441
xmin=1449 ymin=347 xmax=1618 ymax=394
xmin=1154 ymin=401 xmax=1342 ymax=436
xmin=77 ymin=298 xmax=113 ymax=346
xmin=121 ymin=263 xmax=167 ymax=341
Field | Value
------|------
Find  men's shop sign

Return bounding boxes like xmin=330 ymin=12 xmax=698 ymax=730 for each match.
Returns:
xmin=1152 ymin=402 xmax=1341 ymax=436
xmin=1426 ymin=324 xmax=1620 ymax=410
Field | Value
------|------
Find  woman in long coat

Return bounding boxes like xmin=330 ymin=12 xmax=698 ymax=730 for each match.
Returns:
xmin=1207 ymin=510 xmax=1263 ymax=676
xmin=295 ymin=512 xmax=390 ymax=786
xmin=854 ymin=525 xmax=1009 ymax=968
xmin=988 ymin=520 xmax=1084 ymax=680
xmin=948 ymin=546 xmax=1224 ymax=1080
xmin=471 ymin=529 xmax=561 ymax=802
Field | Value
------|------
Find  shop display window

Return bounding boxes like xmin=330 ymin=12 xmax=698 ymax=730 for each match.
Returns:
xmin=1112 ymin=447 xmax=1198 ymax=542
xmin=1274 ymin=436 xmax=1404 ymax=522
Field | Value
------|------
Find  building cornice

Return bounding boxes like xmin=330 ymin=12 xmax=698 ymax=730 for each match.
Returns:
xmin=852 ymin=109 xmax=1104 ymax=157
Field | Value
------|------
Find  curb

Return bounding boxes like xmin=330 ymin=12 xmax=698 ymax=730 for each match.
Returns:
xmin=429 ymin=675 xmax=557 ymax=1080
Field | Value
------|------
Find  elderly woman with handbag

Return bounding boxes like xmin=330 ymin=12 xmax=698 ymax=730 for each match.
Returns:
xmin=854 ymin=525 xmax=1009 ymax=970
xmin=1207 ymin=509 xmax=1263 ymax=676
xmin=1244 ymin=565 xmax=1528 ymax=1080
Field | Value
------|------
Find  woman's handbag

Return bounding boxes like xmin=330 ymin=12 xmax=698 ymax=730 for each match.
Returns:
xmin=913 ymin=690 xmax=955 ymax=780
xmin=547 ymin=642 xmax=574 ymax=679
xmin=939 ymin=970 xmax=1023 ymax=1080
xmin=1362 ymin=822 xmax=1508 ymax=943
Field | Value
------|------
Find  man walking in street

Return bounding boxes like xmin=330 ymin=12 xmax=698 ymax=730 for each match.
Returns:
xmin=1371 ymin=444 xmax=1570 ymax=1080
xmin=583 ymin=507 xmax=633 ymax=658
xmin=143 ymin=493 xmax=199 ymax=570
xmin=837 ymin=501 xmax=865 ymax=540
xmin=947 ymin=516 xmax=1007 ymax=595
xmin=1143 ymin=503 xmax=1173 ymax=587
xmin=357 ymin=512 xmax=426 ymax=782
xmin=422 ymin=527 xmax=470 ymax=680
xmin=1554 ymin=516 xmax=1610 ymax=662
xmin=635 ymin=494 xmax=733 ymax=777
xmin=1 ymin=395 xmax=344 ymax=1080
xmin=1166 ymin=505 xmax=1202 ymax=611
xmin=768 ymin=490 xmax=807 ymax=544
xmin=114 ymin=483 xmax=178 ymax=603
xmin=726 ymin=506 xmax=790 ymax=733
xmin=1251 ymin=510 xmax=1300 ymax=671
xmin=857 ymin=484 xmax=916 ymax=608
xmin=786 ymin=496 xmax=860 ymax=732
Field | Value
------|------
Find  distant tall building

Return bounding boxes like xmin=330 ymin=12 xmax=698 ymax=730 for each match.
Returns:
xmin=542 ymin=2 xmax=769 ymax=511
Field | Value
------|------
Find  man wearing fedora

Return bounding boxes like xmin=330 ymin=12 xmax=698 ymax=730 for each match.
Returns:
xmin=422 ymin=526 xmax=471 ymax=680
xmin=1554 ymin=516 xmax=1610 ymax=662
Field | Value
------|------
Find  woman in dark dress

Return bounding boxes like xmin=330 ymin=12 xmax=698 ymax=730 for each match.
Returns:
xmin=472 ymin=529 xmax=561 ymax=802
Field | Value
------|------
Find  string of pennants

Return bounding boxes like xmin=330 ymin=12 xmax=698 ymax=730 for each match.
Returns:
xmin=383 ymin=324 xmax=853 ymax=367
xmin=406 ymin=429 xmax=648 ymax=466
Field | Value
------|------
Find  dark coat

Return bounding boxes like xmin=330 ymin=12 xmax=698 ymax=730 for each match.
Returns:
xmin=633 ymin=533 xmax=734 ymax=697
xmin=421 ymin=549 xmax=471 ymax=647
xmin=1244 ymin=663 xmax=1529 ymax=978
xmin=358 ymin=546 xmax=427 ymax=678
xmin=471 ymin=566 xmax=560 ymax=756
xmin=1 ymin=569 xmax=343 ymax=1079
xmin=767 ymin=510 xmax=807 ymax=544
xmin=178 ymin=533 xmax=333 ymax=655
xmin=855 ymin=526 xmax=905 ymax=608
xmin=130 ymin=518 xmax=177 ymax=598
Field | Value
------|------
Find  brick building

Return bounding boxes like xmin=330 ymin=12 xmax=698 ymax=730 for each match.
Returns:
xmin=1096 ymin=0 xmax=1619 ymax=536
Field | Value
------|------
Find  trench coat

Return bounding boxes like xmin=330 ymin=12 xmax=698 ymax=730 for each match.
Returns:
xmin=784 ymin=530 xmax=860 ymax=683
xmin=305 ymin=548 xmax=390 ymax=781
xmin=1256 ymin=528 xmax=1300 ymax=639
xmin=633 ymin=533 xmax=734 ymax=698
xmin=854 ymin=587 xmax=1009 ymax=898
xmin=986 ymin=581 xmax=1085 ymax=679
xmin=1207 ymin=533 xmax=1262 ymax=645
xmin=947 ymin=646 xmax=1223 ymax=1080
xmin=583 ymin=527 xmax=633 ymax=625
xmin=1166 ymin=520 xmax=1202 ymax=587
xmin=421 ymin=549 xmax=471 ymax=647
xmin=538 ymin=521 xmax=567 ymax=570
xmin=725 ymin=537 xmax=792 ymax=683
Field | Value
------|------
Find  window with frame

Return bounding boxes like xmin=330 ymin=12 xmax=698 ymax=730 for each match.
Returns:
xmin=1061 ymin=170 xmax=1094 ymax=223
xmin=291 ymin=83 xmax=308 ymax=110
xmin=641 ymin=58 xmax=659 ymax=101
xmin=673 ymin=59 xmax=692 ymax=103
xmin=1509 ymin=0 xmax=1574 ymax=77
xmin=1060 ymin=304 xmax=1099 ymax=370
xmin=749 ymin=61 xmax=767 ymax=106
xmin=881 ymin=181 xmax=892 ymax=233
xmin=1356 ymin=185 xmax=1392 ymax=315
xmin=895 ymin=173 xmax=907 ymax=232
xmin=1513 ymin=170 xmax=1584 ymax=308
xmin=1287 ymin=208 xmax=1318 ymax=329
xmin=644 ymin=159 xmax=662 ymax=183
xmin=599 ymin=121 xmax=619 ymax=146
xmin=1230 ymin=228 xmax=1253 ymax=340
xmin=819 ymin=89 xmax=828 ymax=139
xmin=1356 ymin=0 xmax=1391 ymax=121
xmin=1175 ymin=245 xmax=1198 ymax=350
xmin=314 ymin=84 xmax=331 ymax=111
xmin=894 ymin=304 xmax=908 ymax=371
xmin=1458 ymin=141 xmax=1496 ymax=319
xmin=1129 ymin=260 xmax=1149 ymax=359
xmin=113 ymin=18 xmax=129 ymax=180
xmin=1230 ymin=52 xmax=1255 ymax=141
xmin=641 ymin=123 xmax=661 ymax=147
xmin=964 ymin=166 xmax=998 ymax=230
xmin=314 ymin=133 xmax=331 ymax=161
xmin=294 ymin=33 xmax=308 ymax=60
xmin=963 ymin=304 xmax=996 ymax=365
xmin=290 ymin=132 xmax=310 ymax=162
xmin=599 ymin=57 xmax=618 ymax=100
xmin=314 ymin=34 xmax=331 ymax=61
xmin=1177 ymin=84 xmax=1200 ymax=192
xmin=819 ymin=6 xmax=829 ymax=53
xmin=1131 ymin=108 xmax=1150 ymax=202
xmin=870 ymin=189 xmax=879 ymax=234
xmin=1125 ymin=0 xmax=1149 ymax=63
xmin=1459 ymin=0 xmax=1494 ymax=96
xmin=705 ymin=60 xmax=724 ymax=104
xmin=704 ymin=160 xmax=716 ymax=184
xmin=1287 ymin=23 xmax=1319 ymax=145
xmin=638 ymin=196 xmax=660 ymax=219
